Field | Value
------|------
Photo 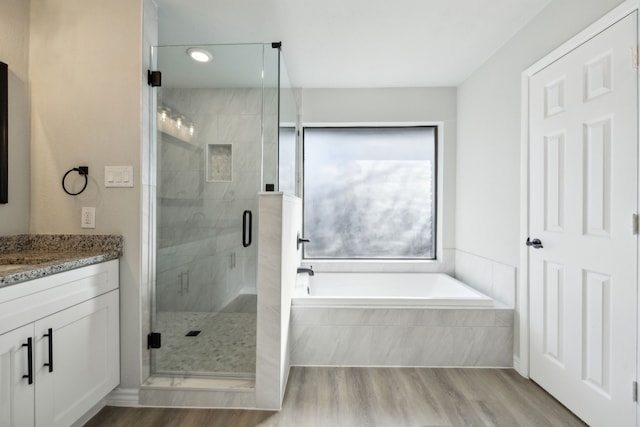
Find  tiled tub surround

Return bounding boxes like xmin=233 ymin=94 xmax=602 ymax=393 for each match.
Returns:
xmin=454 ymin=249 xmax=519 ymax=364
xmin=290 ymin=273 xmax=513 ymax=367
xmin=0 ymin=234 xmax=123 ymax=287
xmin=291 ymin=306 xmax=513 ymax=367
xmin=454 ymin=249 xmax=516 ymax=308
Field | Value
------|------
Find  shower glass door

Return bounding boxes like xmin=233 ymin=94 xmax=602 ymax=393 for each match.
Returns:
xmin=151 ymin=43 xmax=272 ymax=378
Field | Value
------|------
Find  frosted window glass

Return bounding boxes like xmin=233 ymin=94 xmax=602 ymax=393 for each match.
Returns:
xmin=303 ymin=127 xmax=436 ymax=259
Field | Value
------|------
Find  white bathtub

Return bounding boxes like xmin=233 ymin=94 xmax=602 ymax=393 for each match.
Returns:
xmin=290 ymin=272 xmax=512 ymax=367
xmin=292 ymin=272 xmax=493 ymax=307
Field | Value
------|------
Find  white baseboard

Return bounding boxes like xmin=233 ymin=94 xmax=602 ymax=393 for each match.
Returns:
xmin=106 ymin=387 xmax=140 ymax=407
xmin=513 ymin=356 xmax=528 ymax=378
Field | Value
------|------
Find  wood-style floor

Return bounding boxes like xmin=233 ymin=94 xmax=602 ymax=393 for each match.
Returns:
xmin=85 ymin=367 xmax=586 ymax=427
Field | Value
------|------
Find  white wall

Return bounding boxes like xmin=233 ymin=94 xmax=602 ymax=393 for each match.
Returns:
xmin=456 ymin=0 xmax=625 ymax=267
xmin=29 ymin=0 xmax=144 ymax=389
xmin=0 ymin=0 xmax=30 ymax=235
xmin=301 ymin=87 xmax=457 ymax=255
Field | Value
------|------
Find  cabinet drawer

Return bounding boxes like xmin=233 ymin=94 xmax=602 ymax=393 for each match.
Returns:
xmin=0 ymin=260 xmax=119 ymax=335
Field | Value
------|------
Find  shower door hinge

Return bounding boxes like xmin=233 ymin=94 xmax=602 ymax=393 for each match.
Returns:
xmin=633 ymin=47 xmax=639 ymax=69
xmin=271 ymin=41 xmax=282 ymax=49
xmin=633 ymin=214 xmax=639 ymax=235
xmin=147 ymin=70 xmax=162 ymax=87
xmin=147 ymin=332 xmax=162 ymax=349
xmin=633 ymin=381 xmax=638 ymax=402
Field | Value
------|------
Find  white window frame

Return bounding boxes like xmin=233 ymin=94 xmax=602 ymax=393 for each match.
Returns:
xmin=300 ymin=121 xmax=446 ymax=272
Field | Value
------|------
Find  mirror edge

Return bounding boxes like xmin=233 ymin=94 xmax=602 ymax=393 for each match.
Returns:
xmin=0 ymin=61 xmax=7 ymax=204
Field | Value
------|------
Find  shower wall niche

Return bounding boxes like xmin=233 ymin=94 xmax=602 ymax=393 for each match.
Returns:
xmin=207 ymin=144 xmax=232 ymax=182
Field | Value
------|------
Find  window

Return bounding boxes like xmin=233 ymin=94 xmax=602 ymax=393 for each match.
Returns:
xmin=303 ymin=126 xmax=437 ymax=259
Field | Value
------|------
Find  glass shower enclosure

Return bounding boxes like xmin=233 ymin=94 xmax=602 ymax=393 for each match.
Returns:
xmin=151 ymin=43 xmax=286 ymax=378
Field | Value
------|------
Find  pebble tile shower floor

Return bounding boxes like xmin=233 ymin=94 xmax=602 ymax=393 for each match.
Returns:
xmin=153 ymin=309 xmax=256 ymax=376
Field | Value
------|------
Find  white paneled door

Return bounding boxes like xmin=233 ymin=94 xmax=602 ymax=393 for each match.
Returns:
xmin=529 ymin=11 xmax=638 ymax=427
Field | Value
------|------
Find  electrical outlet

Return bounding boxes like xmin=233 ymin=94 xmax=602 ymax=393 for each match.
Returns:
xmin=81 ymin=207 xmax=96 ymax=229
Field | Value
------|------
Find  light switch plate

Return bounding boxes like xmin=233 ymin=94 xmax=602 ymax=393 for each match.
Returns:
xmin=105 ymin=166 xmax=134 ymax=187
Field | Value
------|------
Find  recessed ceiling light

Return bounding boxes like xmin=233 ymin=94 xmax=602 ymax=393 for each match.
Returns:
xmin=186 ymin=47 xmax=212 ymax=63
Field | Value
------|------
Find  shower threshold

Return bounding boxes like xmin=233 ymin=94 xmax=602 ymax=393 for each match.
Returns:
xmin=152 ymin=370 xmax=255 ymax=380
xmin=142 ymin=375 xmax=255 ymax=392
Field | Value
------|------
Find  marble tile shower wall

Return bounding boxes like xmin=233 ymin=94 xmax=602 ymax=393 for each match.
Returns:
xmin=156 ymin=88 xmax=273 ymax=312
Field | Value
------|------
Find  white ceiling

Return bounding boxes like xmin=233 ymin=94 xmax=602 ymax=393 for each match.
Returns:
xmin=157 ymin=44 xmax=269 ymax=88
xmin=155 ymin=0 xmax=551 ymax=88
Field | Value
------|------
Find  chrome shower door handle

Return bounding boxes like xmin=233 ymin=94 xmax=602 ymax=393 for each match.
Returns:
xmin=243 ymin=210 xmax=252 ymax=247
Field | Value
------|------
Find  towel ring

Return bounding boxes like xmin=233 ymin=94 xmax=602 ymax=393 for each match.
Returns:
xmin=62 ymin=166 xmax=89 ymax=196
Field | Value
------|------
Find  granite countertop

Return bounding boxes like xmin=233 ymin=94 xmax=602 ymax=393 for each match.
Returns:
xmin=0 ymin=234 xmax=123 ymax=287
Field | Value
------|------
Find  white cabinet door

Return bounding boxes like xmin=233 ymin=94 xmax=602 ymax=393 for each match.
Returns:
xmin=34 ymin=290 xmax=119 ymax=427
xmin=0 ymin=324 xmax=35 ymax=427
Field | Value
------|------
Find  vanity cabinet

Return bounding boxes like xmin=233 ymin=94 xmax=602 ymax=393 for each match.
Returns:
xmin=0 ymin=324 xmax=34 ymax=427
xmin=0 ymin=260 xmax=119 ymax=427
